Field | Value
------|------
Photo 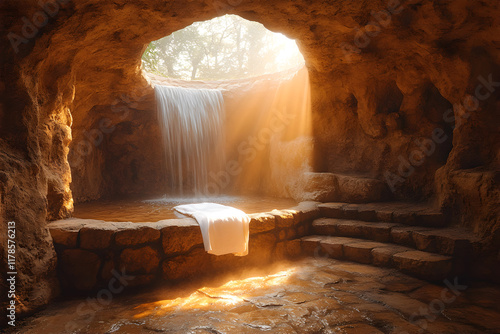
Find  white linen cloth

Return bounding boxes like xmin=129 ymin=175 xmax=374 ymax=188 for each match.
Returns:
xmin=174 ymin=203 xmax=250 ymax=256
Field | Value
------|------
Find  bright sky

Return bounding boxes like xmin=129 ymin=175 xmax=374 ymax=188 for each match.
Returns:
xmin=143 ymin=15 xmax=305 ymax=80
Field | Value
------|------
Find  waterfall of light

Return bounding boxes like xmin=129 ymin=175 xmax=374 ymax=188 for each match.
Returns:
xmin=154 ymin=85 xmax=225 ymax=196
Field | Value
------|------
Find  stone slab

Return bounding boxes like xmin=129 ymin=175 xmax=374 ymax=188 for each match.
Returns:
xmin=393 ymin=250 xmax=453 ymax=281
xmin=343 ymin=241 xmax=388 ymax=264
xmin=248 ymin=213 xmax=276 ymax=234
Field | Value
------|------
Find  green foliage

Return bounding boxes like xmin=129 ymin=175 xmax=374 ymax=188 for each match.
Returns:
xmin=141 ymin=15 xmax=304 ymax=81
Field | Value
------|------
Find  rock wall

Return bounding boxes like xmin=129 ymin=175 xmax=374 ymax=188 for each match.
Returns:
xmin=1 ymin=0 xmax=499 ymax=318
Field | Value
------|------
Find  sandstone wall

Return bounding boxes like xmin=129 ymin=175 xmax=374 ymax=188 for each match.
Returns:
xmin=1 ymin=0 xmax=499 ymax=317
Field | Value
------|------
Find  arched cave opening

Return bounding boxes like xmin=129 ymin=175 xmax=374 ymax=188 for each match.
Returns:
xmin=69 ymin=14 xmax=314 ymax=222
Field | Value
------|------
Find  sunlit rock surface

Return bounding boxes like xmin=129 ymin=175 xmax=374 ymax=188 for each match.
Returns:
xmin=1 ymin=0 xmax=499 ymax=318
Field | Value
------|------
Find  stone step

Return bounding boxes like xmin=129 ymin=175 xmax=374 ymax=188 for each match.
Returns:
xmin=318 ymin=202 xmax=447 ymax=227
xmin=311 ymin=218 xmax=479 ymax=256
xmin=297 ymin=172 xmax=391 ymax=203
xmin=300 ymin=235 xmax=456 ymax=281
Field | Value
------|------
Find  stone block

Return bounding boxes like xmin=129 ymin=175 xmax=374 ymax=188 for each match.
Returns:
xmin=248 ymin=213 xmax=276 ymax=234
xmin=414 ymin=228 xmax=478 ymax=255
xmin=318 ymin=203 xmax=346 ymax=219
xmin=285 ymin=239 xmax=302 ymax=258
xmin=115 ymin=226 xmax=160 ymax=247
xmin=161 ymin=220 xmax=203 ymax=255
xmin=390 ymin=226 xmax=430 ymax=247
xmin=290 ymin=201 xmax=321 ymax=222
xmin=376 ymin=210 xmax=393 ymax=222
xmin=296 ymin=224 xmax=307 ymax=237
xmin=162 ymin=248 xmax=211 ymax=281
xmin=80 ymin=226 xmax=116 ymax=250
xmin=209 ymin=253 xmax=242 ymax=271
xmin=275 ymin=239 xmax=301 ymax=260
xmin=393 ymin=250 xmax=453 ymax=281
xmin=270 ymin=209 xmax=295 ymax=228
xmin=299 ymin=172 xmax=337 ymax=202
xmin=371 ymin=245 xmax=412 ymax=267
xmin=320 ymin=236 xmax=358 ymax=259
xmin=361 ymin=222 xmax=400 ymax=242
xmin=335 ymin=174 xmax=390 ymax=203
xmin=412 ymin=230 xmax=438 ymax=253
xmin=50 ymin=228 xmax=79 ymax=248
xmin=416 ymin=211 xmax=446 ymax=227
xmin=274 ymin=241 xmax=288 ymax=260
xmin=342 ymin=204 xmax=361 ymax=220
xmin=343 ymin=241 xmax=387 ymax=264
xmin=247 ymin=233 xmax=277 ymax=264
xmin=120 ymin=246 xmax=160 ymax=274
xmin=333 ymin=220 xmax=365 ymax=238
xmin=286 ymin=228 xmax=297 ymax=240
xmin=312 ymin=218 xmax=338 ymax=235
xmin=301 ymin=236 xmax=323 ymax=256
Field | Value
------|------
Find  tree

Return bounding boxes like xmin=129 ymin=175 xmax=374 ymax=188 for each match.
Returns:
xmin=141 ymin=15 xmax=304 ymax=81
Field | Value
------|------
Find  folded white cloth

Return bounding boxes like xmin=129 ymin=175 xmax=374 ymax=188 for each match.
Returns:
xmin=174 ymin=203 xmax=250 ymax=256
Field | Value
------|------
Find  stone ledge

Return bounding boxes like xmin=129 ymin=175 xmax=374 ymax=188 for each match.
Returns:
xmin=49 ymin=202 xmax=313 ymax=292
xmin=286 ymin=201 xmax=321 ymax=222
xmin=412 ymin=228 xmax=480 ymax=255
xmin=248 ymin=213 xmax=276 ymax=234
xmin=343 ymin=241 xmax=389 ymax=264
xmin=318 ymin=202 xmax=446 ymax=227
xmin=115 ymin=226 xmax=161 ymax=247
xmin=50 ymin=227 xmax=79 ymax=248
xmin=312 ymin=218 xmax=402 ymax=243
xmin=80 ymin=226 xmax=117 ymax=250
xmin=298 ymin=173 xmax=390 ymax=203
xmin=393 ymin=251 xmax=453 ymax=281
xmin=371 ymin=245 xmax=413 ymax=267
xmin=319 ymin=236 xmax=359 ymax=259
xmin=161 ymin=219 xmax=204 ymax=254
xmin=269 ymin=209 xmax=295 ymax=228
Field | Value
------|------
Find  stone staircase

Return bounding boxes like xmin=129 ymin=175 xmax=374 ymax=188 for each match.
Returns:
xmin=296 ymin=202 xmax=480 ymax=282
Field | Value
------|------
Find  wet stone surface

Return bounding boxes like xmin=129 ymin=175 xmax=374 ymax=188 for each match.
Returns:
xmin=10 ymin=258 xmax=500 ymax=334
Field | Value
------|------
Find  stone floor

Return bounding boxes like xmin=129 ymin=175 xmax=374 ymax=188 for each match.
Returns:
xmin=9 ymin=258 xmax=500 ymax=334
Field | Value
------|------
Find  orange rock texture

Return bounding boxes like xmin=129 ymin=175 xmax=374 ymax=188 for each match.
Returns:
xmin=1 ymin=0 xmax=499 ymax=317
